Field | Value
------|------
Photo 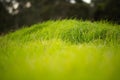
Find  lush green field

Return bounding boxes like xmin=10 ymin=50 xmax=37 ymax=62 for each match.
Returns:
xmin=0 ymin=19 xmax=120 ymax=80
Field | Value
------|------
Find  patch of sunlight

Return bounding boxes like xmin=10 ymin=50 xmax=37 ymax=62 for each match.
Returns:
xmin=82 ymin=0 xmax=91 ymax=4
xmin=25 ymin=2 xmax=31 ymax=8
xmin=70 ymin=0 xmax=76 ymax=4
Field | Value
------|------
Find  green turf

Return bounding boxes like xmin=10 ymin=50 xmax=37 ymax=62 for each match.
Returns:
xmin=0 ymin=19 xmax=120 ymax=80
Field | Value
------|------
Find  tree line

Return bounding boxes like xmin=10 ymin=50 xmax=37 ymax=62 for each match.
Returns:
xmin=0 ymin=0 xmax=120 ymax=34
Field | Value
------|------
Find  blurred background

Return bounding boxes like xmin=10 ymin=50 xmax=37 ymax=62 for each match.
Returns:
xmin=0 ymin=0 xmax=120 ymax=34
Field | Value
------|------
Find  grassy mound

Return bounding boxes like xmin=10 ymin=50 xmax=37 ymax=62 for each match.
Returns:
xmin=0 ymin=19 xmax=120 ymax=80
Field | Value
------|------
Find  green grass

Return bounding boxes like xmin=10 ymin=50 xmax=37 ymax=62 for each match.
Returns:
xmin=0 ymin=19 xmax=120 ymax=80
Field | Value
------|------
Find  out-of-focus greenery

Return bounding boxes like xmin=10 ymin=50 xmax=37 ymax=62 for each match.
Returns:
xmin=0 ymin=0 xmax=120 ymax=34
xmin=0 ymin=19 xmax=120 ymax=80
xmin=93 ymin=0 xmax=120 ymax=22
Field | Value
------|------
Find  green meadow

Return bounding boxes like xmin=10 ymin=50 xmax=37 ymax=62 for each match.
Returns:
xmin=0 ymin=19 xmax=120 ymax=80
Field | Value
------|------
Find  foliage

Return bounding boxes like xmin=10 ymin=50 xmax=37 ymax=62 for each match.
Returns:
xmin=0 ymin=0 xmax=91 ymax=33
xmin=0 ymin=0 xmax=120 ymax=34
xmin=92 ymin=0 xmax=120 ymax=23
